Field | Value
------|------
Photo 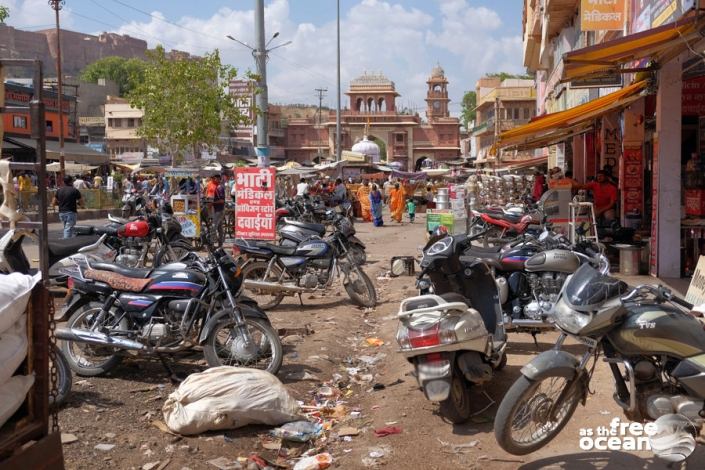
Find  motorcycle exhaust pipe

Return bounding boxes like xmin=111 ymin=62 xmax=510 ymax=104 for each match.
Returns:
xmin=55 ymin=327 xmax=145 ymax=351
xmin=244 ymin=280 xmax=307 ymax=293
xmin=503 ymin=316 xmax=555 ymax=329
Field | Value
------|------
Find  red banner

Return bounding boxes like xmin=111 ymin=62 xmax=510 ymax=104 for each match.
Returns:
xmin=622 ymin=146 xmax=644 ymax=218
xmin=234 ymin=168 xmax=276 ymax=240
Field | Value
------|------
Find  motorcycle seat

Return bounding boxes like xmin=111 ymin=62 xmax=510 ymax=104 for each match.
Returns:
xmin=94 ymin=226 xmax=118 ymax=236
xmin=282 ymin=220 xmax=326 ymax=235
xmin=49 ymin=236 xmax=99 ymax=259
xmin=83 ymin=268 xmax=153 ymax=293
xmin=89 ymin=262 xmax=153 ymax=279
xmin=72 ymin=225 xmax=95 ymax=236
xmin=255 ymin=242 xmax=297 ymax=256
xmin=487 ymin=212 xmax=523 ymax=223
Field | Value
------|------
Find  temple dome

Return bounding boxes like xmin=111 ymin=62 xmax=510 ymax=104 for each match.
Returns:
xmin=351 ymin=136 xmax=381 ymax=163
xmin=430 ymin=61 xmax=444 ymax=77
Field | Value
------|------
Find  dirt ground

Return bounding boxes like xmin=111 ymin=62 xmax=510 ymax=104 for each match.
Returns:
xmin=54 ymin=210 xmax=705 ymax=470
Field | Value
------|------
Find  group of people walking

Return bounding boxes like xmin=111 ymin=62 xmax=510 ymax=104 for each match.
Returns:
xmin=356 ymin=179 xmax=411 ymax=227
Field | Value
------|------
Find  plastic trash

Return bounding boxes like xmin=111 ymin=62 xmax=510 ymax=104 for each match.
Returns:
xmin=270 ymin=421 xmax=323 ymax=442
xmin=365 ymin=338 xmax=384 ymax=346
xmin=292 ymin=453 xmax=332 ymax=470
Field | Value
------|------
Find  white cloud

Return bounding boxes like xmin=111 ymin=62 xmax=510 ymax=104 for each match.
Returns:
xmin=5 ymin=0 xmax=76 ymax=29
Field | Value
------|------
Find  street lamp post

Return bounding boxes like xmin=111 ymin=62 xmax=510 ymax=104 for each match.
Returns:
xmin=49 ymin=0 xmax=65 ymax=182
xmin=227 ymin=0 xmax=291 ymax=167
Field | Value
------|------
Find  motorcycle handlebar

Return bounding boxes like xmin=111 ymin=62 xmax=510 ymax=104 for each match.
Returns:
xmin=670 ymin=295 xmax=694 ymax=310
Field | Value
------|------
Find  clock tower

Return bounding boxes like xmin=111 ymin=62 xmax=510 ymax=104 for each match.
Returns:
xmin=425 ymin=61 xmax=450 ymax=121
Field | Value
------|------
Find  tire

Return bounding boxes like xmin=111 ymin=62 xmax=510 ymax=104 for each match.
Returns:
xmin=240 ymin=261 xmax=285 ymax=310
xmin=344 ymin=267 xmax=377 ymax=307
xmin=154 ymin=244 xmax=191 ymax=267
xmin=493 ymin=352 xmax=508 ymax=371
xmin=483 ymin=226 xmax=506 ymax=248
xmin=494 ymin=373 xmax=582 ymax=455
xmin=60 ymin=303 xmax=126 ymax=377
xmin=203 ymin=316 xmax=283 ymax=375
xmin=49 ymin=344 xmax=72 ymax=407
xmin=439 ymin=372 xmax=471 ymax=424
xmin=349 ymin=245 xmax=367 ymax=265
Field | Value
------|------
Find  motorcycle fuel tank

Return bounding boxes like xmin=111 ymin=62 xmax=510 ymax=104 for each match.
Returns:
xmin=607 ymin=305 xmax=705 ymax=358
xmin=524 ymin=249 xmax=580 ymax=273
xmin=293 ymin=240 xmax=334 ymax=259
xmin=118 ymin=293 xmax=159 ymax=316
xmin=497 ymin=246 xmax=541 ymax=271
xmin=118 ymin=220 xmax=150 ymax=238
xmin=144 ymin=270 xmax=206 ymax=297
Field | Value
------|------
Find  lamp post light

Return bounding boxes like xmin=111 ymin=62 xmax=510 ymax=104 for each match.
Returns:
xmin=226 ymin=1 xmax=291 ymax=167
xmin=49 ymin=0 xmax=65 ymax=183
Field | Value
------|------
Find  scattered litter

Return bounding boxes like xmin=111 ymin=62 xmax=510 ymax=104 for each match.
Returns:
xmin=369 ymin=451 xmax=385 ymax=458
xmin=156 ymin=460 xmax=171 ymax=470
xmin=262 ymin=440 xmax=281 ymax=450
xmin=277 ymin=326 xmax=314 ymax=337
xmin=345 ymin=390 xmax=354 ymax=397
xmin=358 ymin=354 xmax=386 ymax=366
xmin=376 ymin=277 xmax=391 ymax=281
xmin=491 ymin=458 xmax=526 ymax=463
xmin=371 ymin=405 xmax=381 ymax=410
xmin=372 ymin=383 xmax=385 ymax=391
xmin=374 ymin=427 xmax=403 ymax=437
xmin=142 ymin=462 xmax=161 ymax=470
xmin=350 ymin=411 xmax=361 ymax=418
xmin=317 ymin=386 xmax=335 ymax=397
xmin=387 ymin=379 xmax=404 ymax=387
xmin=291 ymin=353 xmax=299 ymax=359
xmin=437 ymin=437 xmax=479 ymax=454
xmin=360 ymin=374 xmax=374 ymax=383
xmin=470 ymin=391 xmax=496 ymax=418
xmin=270 ymin=421 xmax=323 ymax=442
xmin=282 ymin=335 xmax=305 ymax=344
xmin=104 ymin=433 xmax=116 ymax=439
xmin=165 ymin=444 xmax=175 ymax=453
xmin=94 ymin=443 xmax=115 ymax=452
xmin=207 ymin=457 xmax=241 ymax=469
xmin=61 ymin=433 xmax=78 ymax=445
xmin=599 ymin=410 xmax=611 ymax=415
xmin=75 ymin=380 xmax=93 ymax=388
xmin=144 ymin=449 xmax=154 ymax=457
xmin=292 ymin=453 xmax=332 ymax=470
xmin=365 ymin=338 xmax=384 ymax=347
xmin=471 ymin=416 xmax=494 ymax=424
xmin=286 ymin=371 xmax=320 ymax=382
xmin=343 ymin=449 xmax=352 ymax=453
xmin=477 ymin=455 xmax=488 ymax=460
xmin=337 ymin=427 xmax=359 ymax=436
xmin=343 ymin=436 xmax=352 ymax=442
xmin=385 ymin=422 xmax=397 ymax=426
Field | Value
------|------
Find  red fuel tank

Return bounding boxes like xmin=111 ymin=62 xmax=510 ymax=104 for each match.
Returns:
xmin=118 ymin=220 xmax=150 ymax=238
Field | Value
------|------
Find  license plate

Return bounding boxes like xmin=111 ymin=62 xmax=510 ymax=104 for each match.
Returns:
xmin=568 ymin=334 xmax=598 ymax=349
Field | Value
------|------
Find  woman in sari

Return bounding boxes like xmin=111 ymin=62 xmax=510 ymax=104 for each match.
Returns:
xmin=369 ymin=184 xmax=384 ymax=227
xmin=356 ymin=179 xmax=373 ymax=222
xmin=389 ymin=182 xmax=405 ymax=223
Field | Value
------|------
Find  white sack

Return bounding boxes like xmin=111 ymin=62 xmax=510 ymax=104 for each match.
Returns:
xmin=0 ymin=332 xmax=28 ymax=386
xmin=0 ymin=272 xmax=41 ymax=335
xmin=0 ymin=374 xmax=35 ymax=428
xmin=163 ymin=367 xmax=306 ymax=435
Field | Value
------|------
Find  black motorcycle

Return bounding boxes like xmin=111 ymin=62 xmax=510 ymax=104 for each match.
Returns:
xmin=56 ymin=233 xmax=282 ymax=377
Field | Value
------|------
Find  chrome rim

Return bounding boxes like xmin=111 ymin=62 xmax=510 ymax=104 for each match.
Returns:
xmin=64 ymin=308 xmax=126 ymax=369
xmin=212 ymin=320 xmax=276 ymax=370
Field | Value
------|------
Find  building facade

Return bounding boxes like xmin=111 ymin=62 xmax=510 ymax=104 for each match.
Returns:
xmin=285 ymin=64 xmax=461 ymax=170
xmin=104 ymin=98 xmax=145 ymax=162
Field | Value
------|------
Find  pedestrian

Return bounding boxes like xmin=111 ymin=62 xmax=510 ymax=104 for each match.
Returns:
xmin=17 ymin=172 xmax=31 ymax=191
xmin=330 ymin=178 xmax=347 ymax=204
xmin=296 ymin=177 xmax=310 ymax=196
xmin=576 ymin=170 xmax=618 ymax=227
xmin=389 ymin=182 xmax=405 ymax=223
xmin=73 ymin=174 xmax=88 ymax=189
xmin=29 ymin=172 xmax=37 ymax=187
xmin=382 ymin=179 xmax=390 ymax=204
xmin=210 ymin=174 xmax=225 ymax=247
xmin=52 ymin=175 xmax=84 ymax=238
xmin=370 ymin=183 xmax=384 ymax=227
xmin=407 ymin=198 xmax=416 ymax=223
xmin=357 ymin=179 xmax=373 ymax=222
xmin=93 ymin=173 xmax=103 ymax=189
xmin=425 ymin=186 xmax=435 ymax=209
xmin=532 ymin=172 xmax=546 ymax=201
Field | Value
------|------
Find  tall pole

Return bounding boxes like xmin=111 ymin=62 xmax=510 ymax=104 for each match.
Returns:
xmin=336 ymin=0 xmax=342 ymax=163
xmin=315 ymin=87 xmax=327 ymax=160
xmin=49 ymin=0 xmax=65 ymax=183
xmin=254 ymin=0 xmax=269 ymax=167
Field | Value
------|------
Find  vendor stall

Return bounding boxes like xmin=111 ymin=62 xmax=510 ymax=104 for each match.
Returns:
xmin=164 ymin=168 xmax=204 ymax=240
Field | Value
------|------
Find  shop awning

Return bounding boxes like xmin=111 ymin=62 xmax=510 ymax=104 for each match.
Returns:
xmin=562 ymin=14 xmax=704 ymax=83
xmin=5 ymin=137 xmax=110 ymax=164
xmin=491 ymin=80 xmax=648 ymax=154
xmin=494 ymin=156 xmax=548 ymax=171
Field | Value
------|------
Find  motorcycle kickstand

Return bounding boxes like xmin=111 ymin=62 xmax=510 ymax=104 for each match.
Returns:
xmin=298 ymin=293 xmax=304 ymax=306
xmin=157 ymin=354 xmax=187 ymax=384
xmin=531 ymin=331 xmax=539 ymax=348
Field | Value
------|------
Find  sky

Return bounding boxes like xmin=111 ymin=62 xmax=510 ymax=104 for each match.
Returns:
xmin=3 ymin=0 xmax=525 ymax=117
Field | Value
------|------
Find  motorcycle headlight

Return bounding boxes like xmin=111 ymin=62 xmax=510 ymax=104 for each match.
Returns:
xmin=552 ymin=298 xmax=591 ymax=333
xmin=416 ymin=278 xmax=431 ymax=291
xmin=396 ymin=323 xmax=411 ymax=350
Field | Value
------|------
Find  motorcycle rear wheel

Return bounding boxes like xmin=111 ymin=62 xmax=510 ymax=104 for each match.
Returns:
xmin=154 ymin=244 xmax=191 ymax=267
xmin=439 ymin=371 xmax=471 ymax=424
xmin=49 ymin=344 xmax=72 ymax=406
xmin=203 ymin=317 xmax=282 ymax=375
xmin=494 ymin=373 xmax=582 ymax=455
xmin=482 ymin=226 xmax=506 ymax=248
xmin=344 ymin=268 xmax=377 ymax=307
xmin=240 ymin=261 xmax=285 ymax=310
xmin=60 ymin=304 xmax=127 ymax=377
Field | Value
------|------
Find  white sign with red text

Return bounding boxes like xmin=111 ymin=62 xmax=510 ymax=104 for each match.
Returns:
xmin=235 ymin=168 xmax=276 ymax=240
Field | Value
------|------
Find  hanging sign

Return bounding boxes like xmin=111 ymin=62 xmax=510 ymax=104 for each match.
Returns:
xmin=235 ymin=168 xmax=276 ymax=240
xmin=622 ymin=145 xmax=643 ymax=222
xmin=581 ymin=0 xmax=625 ymax=31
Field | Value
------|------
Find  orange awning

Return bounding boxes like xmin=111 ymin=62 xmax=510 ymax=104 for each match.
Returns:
xmin=562 ymin=14 xmax=704 ymax=83
xmin=491 ymin=80 xmax=648 ymax=155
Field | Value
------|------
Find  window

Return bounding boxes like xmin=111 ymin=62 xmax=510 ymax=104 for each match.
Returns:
xmin=524 ymin=108 xmax=530 ymax=119
xmin=396 ymin=134 xmax=404 ymax=142
xmin=114 ymin=118 xmax=122 ymax=128
xmin=128 ymin=118 xmax=135 ymax=127
xmin=46 ymin=120 xmax=53 ymax=132
xmin=514 ymin=108 xmax=520 ymax=120
xmin=108 ymin=118 xmax=113 ymax=127
xmin=13 ymin=116 xmax=27 ymax=129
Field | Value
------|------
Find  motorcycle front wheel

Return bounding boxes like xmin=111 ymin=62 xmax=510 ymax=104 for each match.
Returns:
xmin=203 ymin=317 xmax=282 ymax=375
xmin=60 ymin=304 xmax=127 ymax=377
xmin=482 ymin=226 xmax=506 ymax=248
xmin=121 ymin=208 xmax=130 ymax=219
xmin=49 ymin=344 xmax=72 ymax=406
xmin=494 ymin=373 xmax=582 ymax=455
xmin=154 ymin=244 xmax=191 ymax=267
xmin=344 ymin=267 xmax=377 ymax=307
xmin=240 ymin=261 xmax=285 ymax=310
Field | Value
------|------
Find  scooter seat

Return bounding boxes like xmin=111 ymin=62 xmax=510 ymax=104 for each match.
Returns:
xmin=48 ymin=236 xmax=99 ymax=259
xmin=255 ymin=242 xmax=297 ymax=256
xmin=281 ymin=220 xmax=326 ymax=235
xmin=89 ymin=262 xmax=153 ymax=279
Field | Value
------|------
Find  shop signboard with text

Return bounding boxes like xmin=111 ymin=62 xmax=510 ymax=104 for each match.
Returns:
xmin=621 ymin=145 xmax=644 ymax=227
xmin=629 ymin=0 xmax=695 ymax=32
xmin=426 ymin=209 xmax=454 ymax=234
xmin=650 ymin=138 xmax=659 ymax=276
xmin=581 ymin=0 xmax=626 ymax=31
xmin=235 ymin=168 xmax=276 ymax=240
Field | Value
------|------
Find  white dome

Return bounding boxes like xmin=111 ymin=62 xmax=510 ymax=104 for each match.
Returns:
xmin=351 ymin=136 xmax=381 ymax=163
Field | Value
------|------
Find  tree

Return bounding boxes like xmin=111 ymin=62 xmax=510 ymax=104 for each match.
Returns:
xmin=127 ymin=45 xmax=254 ymax=164
xmin=0 ymin=6 xmax=9 ymax=24
xmin=373 ymin=138 xmax=387 ymax=162
xmin=486 ymin=72 xmax=533 ymax=81
xmin=460 ymin=90 xmax=477 ymax=131
xmin=78 ymin=56 xmax=147 ymax=96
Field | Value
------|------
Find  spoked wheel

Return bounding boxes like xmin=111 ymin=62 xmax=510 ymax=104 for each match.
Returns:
xmin=344 ymin=267 xmax=377 ymax=307
xmin=439 ymin=371 xmax=471 ymax=424
xmin=494 ymin=373 xmax=582 ymax=455
xmin=203 ymin=317 xmax=282 ymax=375
xmin=483 ymin=226 xmax=506 ymax=248
xmin=240 ymin=261 xmax=285 ymax=310
xmin=49 ymin=344 xmax=72 ymax=406
xmin=154 ymin=244 xmax=191 ymax=266
xmin=60 ymin=303 xmax=127 ymax=377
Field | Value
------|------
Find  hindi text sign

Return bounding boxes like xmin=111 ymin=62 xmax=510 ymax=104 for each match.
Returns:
xmin=235 ymin=168 xmax=276 ymax=240
xmin=581 ymin=0 xmax=625 ymax=31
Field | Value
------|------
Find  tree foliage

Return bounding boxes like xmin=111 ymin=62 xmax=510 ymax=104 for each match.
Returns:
xmin=460 ymin=90 xmax=477 ymax=131
xmin=486 ymin=72 xmax=533 ymax=81
xmin=0 ymin=6 xmax=9 ymax=24
xmin=78 ymin=56 xmax=147 ymax=96
xmin=373 ymin=138 xmax=387 ymax=162
xmin=127 ymin=45 xmax=254 ymax=163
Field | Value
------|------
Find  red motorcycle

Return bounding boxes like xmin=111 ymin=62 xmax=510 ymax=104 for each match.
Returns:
xmin=477 ymin=211 xmax=542 ymax=247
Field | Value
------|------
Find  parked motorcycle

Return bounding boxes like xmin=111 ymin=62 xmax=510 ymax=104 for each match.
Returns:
xmin=396 ymin=231 xmax=506 ymax=423
xmin=121 ymin=189 xmax=147 ymax=219
xmin=236 ymin=216 xmax=376 ymax=310
xmin=56 ymin=233 xmax=282 ymax=377
xmin=494 ymin=252 xmax=705 ymax=456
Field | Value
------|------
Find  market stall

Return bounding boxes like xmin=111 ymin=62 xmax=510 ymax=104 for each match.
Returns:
xmin=164 ymin=168 xmax=204 ymax=240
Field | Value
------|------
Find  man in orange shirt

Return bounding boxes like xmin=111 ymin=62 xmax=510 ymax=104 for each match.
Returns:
xmin=577 ymin=170 xmax=618 ymax=226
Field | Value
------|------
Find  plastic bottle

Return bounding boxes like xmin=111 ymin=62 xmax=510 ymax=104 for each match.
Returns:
xmin=292 ymin=453 xmax=333 ymax=470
